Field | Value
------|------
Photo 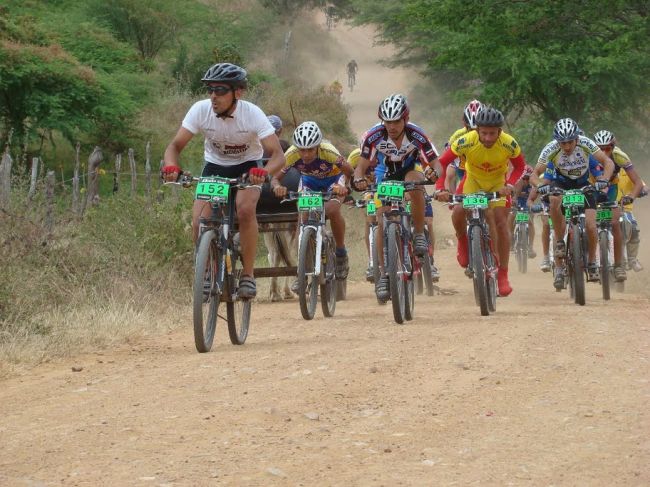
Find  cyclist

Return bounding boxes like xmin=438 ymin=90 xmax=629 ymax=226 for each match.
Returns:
xmin=266 ymin=115 xmax=291 ymax=153
xmin=353 ymin=94 xmax=439 ymax=301
xmin=162 ymin=63 xmax=285 ymax=299
xmin=527 ymin=163 xmax=553 ymax=271
xmin=536 ymin=118 xmax=614 ymax=288
xmin=347 ymin=59 xmax=358 ymax=87
xmin=617 ymin=167 xmax=647 ymax=272
xmin=348 ymin=146 xmax=378 ymax=281
xmin=435 ymin=107 xmax=526 ymax=297
xmin=445 ymin=99 xmax=484 ymax=193
xmin=509 ymin=164 xmax=539 ymax=258
xmin=272 ymin=121 xmax=353 ymax=279
xmin=591 ymin=129 xmax=644 ymax=281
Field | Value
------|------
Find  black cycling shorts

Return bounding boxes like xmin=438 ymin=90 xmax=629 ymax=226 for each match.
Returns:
xmin=552 ymin=180 xmax=597 ymax=210
xmin=201 ymin=160 xmax=259 ymax=179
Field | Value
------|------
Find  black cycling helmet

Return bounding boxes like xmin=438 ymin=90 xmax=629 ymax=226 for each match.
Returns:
xmin=201 ymin=63 xmax=248 ymax=89
xmin=475 ymin=107 xmax=504 ymax=127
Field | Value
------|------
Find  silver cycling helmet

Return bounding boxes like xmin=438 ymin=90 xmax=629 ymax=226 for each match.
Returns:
xmin=475 ymin=106 xmax=504 ymax=127
xmin=293 ymin=121 xmax=323 ymax=149
xmin=201 ymin=63 xmax=248 ymax=88
xmin=553 ymin=118 xmax=580 ymax=142
xmin=593 ymin=129 xmax=615 ymax=146
xmin=378 ymin=94 xmax=409 ymax=121
xmin=463 ymin=99 xmax=483 ymax=129
xmin=267 ymin=115 xmax=283 ymax=132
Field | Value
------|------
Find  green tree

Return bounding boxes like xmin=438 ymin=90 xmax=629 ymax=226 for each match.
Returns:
xmin=351 ymin=0 xmax=650 ymax=128
xmin=91 ymin=0 xmax=179 ymax=67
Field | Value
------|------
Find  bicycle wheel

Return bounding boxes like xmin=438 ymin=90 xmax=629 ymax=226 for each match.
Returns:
xmin=486 ymin=243 xmax=497 ymax=313
xmin=516 ymin=224 xmax=528 ymax=274
xmin=193 ymin=230 xmax=223 ymax=353
xmin=599 ymin=230 xmax=611 ymax=301
xmin=226 ymin=246 xmax=251 ymax=345
xmin=470 ymin=225 xmax=490 ymax=316
xmin=403 ymin=242 xmax=415 ymax=321
xmin=570 ymin=223 xmax=586 ymax=306
xmin=387 ymin=223 xmax=406 ymax=324
xmin=297 ymin=227 xmax=318 ymax=320
xmin=320 ymin=237 xmax=337 ymax=317
xmin=371 ymin=225 xmax=385 ymax=305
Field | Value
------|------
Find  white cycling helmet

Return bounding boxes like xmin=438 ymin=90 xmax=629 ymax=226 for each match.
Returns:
xmin=463 ymin=99 xmax=483 ymax=129
xmin=593 ymin=129 xmax=615 ymax=146
xmin=378 ymin=94 xmax=409 ymax=121
xmin=553 ymin=118 xmax=580 ymax=142
xmin=293 ymin=121 xmax=322 ymax=149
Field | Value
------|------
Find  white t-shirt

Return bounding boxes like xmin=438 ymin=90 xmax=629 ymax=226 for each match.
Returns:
xmin=182 ymin=99 xmax=275 ymax=166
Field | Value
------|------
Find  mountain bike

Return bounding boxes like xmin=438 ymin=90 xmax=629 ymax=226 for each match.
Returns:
xmin=347 ymin=70 xmax=356 ymax=91
xmin=512 ymin=204 xmax=542 ymax=274
xmin=549 ymin=186 xmax=596 ymax=306
xmin=406 ymin=198 xmax=436 ymax=296
xmin=354 ymin=196 xmax=379 ymax=285
xmin=183 ymin=175 xmax=256 ymax=352
xmin=595 ymin=200 xmax=618 ymax=300
xmin=450 ymin=192 xmax=501 ymax=316
xmin=282 ymin=190 xmax=338 ymax=320
xmin=376 ymin=180 xmax=433 ymax=324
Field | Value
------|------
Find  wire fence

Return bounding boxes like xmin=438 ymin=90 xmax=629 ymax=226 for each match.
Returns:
xmin=0 ymin=140 xmax=176 ymax=235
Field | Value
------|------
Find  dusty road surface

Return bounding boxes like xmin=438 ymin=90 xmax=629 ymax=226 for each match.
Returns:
xmin=2 ymin=13 xmax=649 ymax=487
xmin=1 ymin=244 xmax=649 ymax=486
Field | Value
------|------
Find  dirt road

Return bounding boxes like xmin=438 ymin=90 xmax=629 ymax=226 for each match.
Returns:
xmin=2 ymin=13 xmax=649 ymax=487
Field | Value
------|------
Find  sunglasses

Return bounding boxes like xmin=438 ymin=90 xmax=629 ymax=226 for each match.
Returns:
xmin=206 ymin=85 xmax=232 ymax=96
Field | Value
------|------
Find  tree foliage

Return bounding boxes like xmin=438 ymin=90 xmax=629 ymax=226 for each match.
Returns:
xmin=351 ymin=0 xmax=650 ymax=130
xmin=90 ymin=0 xmax=179 ymax=67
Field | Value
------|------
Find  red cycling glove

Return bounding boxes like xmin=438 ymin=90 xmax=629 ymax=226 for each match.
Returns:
xmin=249 ymin=167 xmax=268 ymax=179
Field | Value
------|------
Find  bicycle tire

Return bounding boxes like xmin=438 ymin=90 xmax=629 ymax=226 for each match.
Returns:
xmin=599 ymin=230 xmax=611 ymax=301
xmin=387 ymin=223 xmax=405 ymax=324
xmin=320 ymin=236 xmax=337 ymax=317
xmin=570 ymin=223 xmax=586 ymax=306
xmin=486 ymin=240 xmax=497 ymax=313
xmin=420 ymin=229 xmax=435 ymax=296
xmin=404 ymin=242 xmax=415 ymax=322
xmin=371 ymin=225 xmax=385 ymax=305
xmin=516 ymin=224 xmax=528 ymax=274
xmin=226 ymin=245 xmax=251 ymax=345
xmin=336 ymin=279 xmax=347 ymax=301
xmin=470 ymin=225 xmax=490 ymax=316
xmin=297 ymin=227 xmax=318 ymax=320
xmin=193 ymin=230 xmax=222 ymax=353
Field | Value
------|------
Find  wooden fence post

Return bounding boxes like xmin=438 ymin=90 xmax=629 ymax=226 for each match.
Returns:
xmin=0 ymin=148 xmax=13 ymax=209
xmin=128 ymin=148 xmax=137 ymax=195
xmin=45 ymin=170 xmax=55 ymax=234
xmin=72 ymin=142 xmax=81 ymax=216
xmin=28 ymin=157 xmax=39 ymax=200
xmin=156 ymin=159 xmax=164 ymax=202
xmin=145 ymin=141 xmax=152 ymax=201
xmin=113 ymin=153 xmax=121 ymax=194
xmin=85 ymin=146 xmax=103 ymax=209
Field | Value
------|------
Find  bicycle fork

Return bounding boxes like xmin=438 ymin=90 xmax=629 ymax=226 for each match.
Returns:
xmin=298 ymin=224 xmax=324 ymax=278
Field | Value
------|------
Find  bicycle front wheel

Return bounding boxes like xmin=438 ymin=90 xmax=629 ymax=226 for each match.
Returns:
xmin=320 ymin=236 xmax=337 ymax=317
xmin=570 ymin=223 xmax=586 ymax=306
xmin=516 ymin=224 xmax=528 ymax=274
xmin=193 ymin=230 xmax=223 ymax=353
xmin=387 ymin=223 xmax=406 ymax=324
xmin=470 ymin=225 xmax=490 ymax=316
xmin=599 ymin=230 xmax=611 ymax=301
xmin=226 ymin=245 xmax=251 ymax=345
xmin=297 ymin=227 xmax=318 ymax=320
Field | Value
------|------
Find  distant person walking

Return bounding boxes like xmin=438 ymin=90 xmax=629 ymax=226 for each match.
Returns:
xmin=347 ymin=59 xmax=358 ymax=91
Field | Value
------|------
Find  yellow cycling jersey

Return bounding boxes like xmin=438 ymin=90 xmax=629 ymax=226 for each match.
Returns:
xmin=450 ymin=130 xmax=521 ymax=183
xmin=283 ymin=141 xmax=345 ymax=178
xmin=617 ymin=168 xmax=645 ymax=211
xmin=448 ymin=127 xmax=472 ymax=170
